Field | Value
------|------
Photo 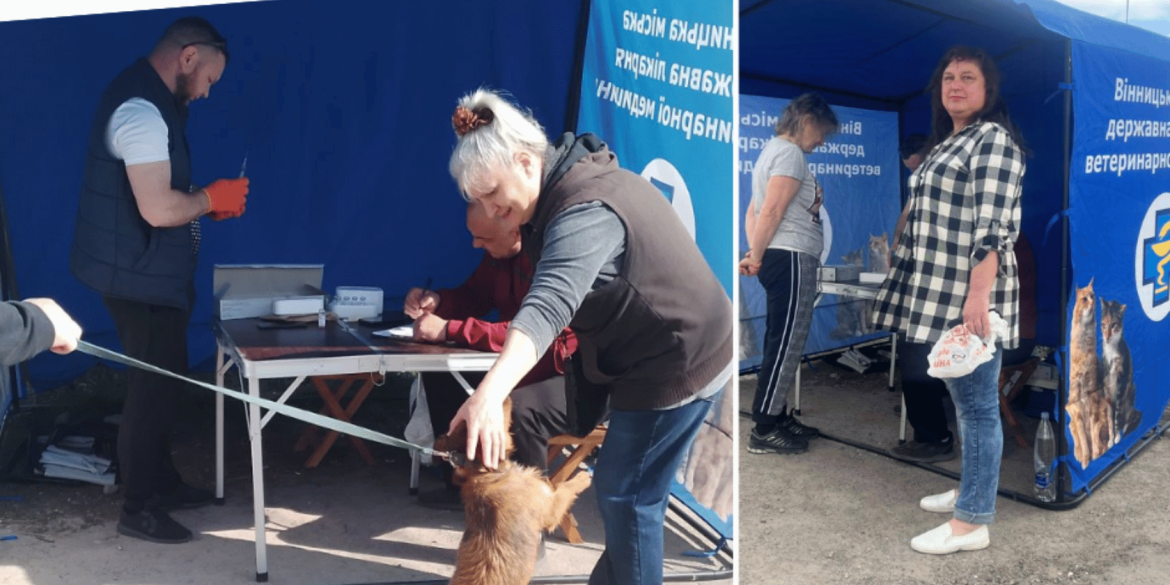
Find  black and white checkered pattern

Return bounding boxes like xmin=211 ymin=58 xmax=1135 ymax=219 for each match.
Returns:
xmin=873 ymin=121 xmax=1025 ymax=349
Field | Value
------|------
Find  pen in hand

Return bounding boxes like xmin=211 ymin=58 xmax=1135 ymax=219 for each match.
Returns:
xmin=421 ymin=277 xmax=434 ymax=313
xmin=239 ymin=152 xmax=248 ymax=179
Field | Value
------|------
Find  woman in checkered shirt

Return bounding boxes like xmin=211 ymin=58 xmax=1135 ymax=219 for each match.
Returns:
xmin=873 ymin=46 xmax=1027 ymax=555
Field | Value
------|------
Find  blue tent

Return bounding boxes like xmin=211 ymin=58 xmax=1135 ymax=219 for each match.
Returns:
xmin=740 ymin=0 xmax=1170 ymax=502
xmin=0 ymin=0 xmax=583 ymax=395
xmin=0 ymin=0 xmax=736 ymax=565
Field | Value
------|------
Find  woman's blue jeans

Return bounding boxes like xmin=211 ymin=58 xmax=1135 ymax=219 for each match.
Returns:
xmin=587 ymin=394 xmax=717 ymax=585
xmin=943 ymin=348 xmax=1003 ymax=525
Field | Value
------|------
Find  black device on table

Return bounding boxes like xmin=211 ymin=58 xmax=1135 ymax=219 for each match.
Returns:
xmin=358 ymin=310 xmax=410 ymax=327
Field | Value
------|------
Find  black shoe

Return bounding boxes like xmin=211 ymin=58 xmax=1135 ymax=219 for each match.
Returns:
xmin=153 ymin=483 xmax=214 ymax=511
xmin=748 ymin=427 xmax=808 ymax=455
xmin=117 ymin=508 xmax=193 ymax=544
xmin=781 ymin=415 xmax=820 ymax=439
xmin=417 ymin=487 xmax=463 ymax=511
xmin=888 ymin=440 xmax=956 ymax=463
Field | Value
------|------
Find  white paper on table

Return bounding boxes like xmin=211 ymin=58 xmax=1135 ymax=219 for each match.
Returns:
xmin=373 ymin=325 xmax=413 ymax=339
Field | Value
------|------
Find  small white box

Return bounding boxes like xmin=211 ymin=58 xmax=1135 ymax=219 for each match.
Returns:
xmin=213 ymin=264 xmax=326 ymax=320
xmin=819 ymin=265 xmax=862 ymax=282
xmin=330 ymin=286 xmax=384 ymax=320
xmin=273 ymin=297 xmax=326 ymax=316
xmin=859 ymin=271 xmax=887 ymax=284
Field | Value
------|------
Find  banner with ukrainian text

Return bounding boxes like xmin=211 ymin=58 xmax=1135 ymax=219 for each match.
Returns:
xmin=577 ymin=0 xmax=734 ymax=539
xmin=1065 ymin=40 xmax=1170 ymax=493
xmin=738 ymin=94 xmax=901 ymax=371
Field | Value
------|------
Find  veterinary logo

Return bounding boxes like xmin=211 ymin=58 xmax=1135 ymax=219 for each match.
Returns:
xmin=641 ymin=158 xmax=695 ymax=240
xmin=1135 ymin=192 xmax=1170 ymax=321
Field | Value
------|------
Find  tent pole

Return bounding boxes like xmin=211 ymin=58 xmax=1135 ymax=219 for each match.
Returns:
xmin=562 ymin=0 xmax=592 ymax=133
xmin=1057 ymin=38 xmax=1073 ymax=504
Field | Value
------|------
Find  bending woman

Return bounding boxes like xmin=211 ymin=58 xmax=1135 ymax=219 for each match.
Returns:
xmin=740 ymin=93 xmax=838 ymax=455
xmin=446 ymin=89 xmax=733 ymax=584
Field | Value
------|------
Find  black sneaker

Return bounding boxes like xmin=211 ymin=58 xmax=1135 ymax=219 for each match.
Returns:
xmin=748 ymin=427 xmax=808 ymax=455
xmin=117 ymin=508 xmax=193 ymax=544
xmin=153 ymin=483 xmax=214 ymax=511
xmin=888 ymin=440 xmax=956 ymax=463
xmin=417 ymin=487 xmax=463 ymax=511
xmin=781 ymin=415 xmax=820 ymax=439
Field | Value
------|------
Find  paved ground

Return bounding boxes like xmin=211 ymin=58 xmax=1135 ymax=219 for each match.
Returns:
xmin=0 ymin=365 xmax=731 ymax=585
xmin=739 ymin=364 xmax=1170 ymax=585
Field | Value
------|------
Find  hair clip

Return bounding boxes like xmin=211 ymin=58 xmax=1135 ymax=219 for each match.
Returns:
xmin=452 ymin=105 xmax=494 ymax=137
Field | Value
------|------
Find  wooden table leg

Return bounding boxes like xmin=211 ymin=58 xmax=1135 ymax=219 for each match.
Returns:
xmin=294 ymin=377 xmax=357 ymax=453
xmin=304 ymin=376 xmax=379 ymax=468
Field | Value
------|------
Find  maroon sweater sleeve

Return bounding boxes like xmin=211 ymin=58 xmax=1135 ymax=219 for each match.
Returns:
xmin=437 ymin=253 xmax=578 ymax=386
xmin=434 ymin=254 xmax=496 ymax=322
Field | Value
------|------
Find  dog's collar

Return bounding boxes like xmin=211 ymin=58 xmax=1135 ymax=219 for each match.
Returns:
xmin=447 ymin=451 xmax=471 ymax=469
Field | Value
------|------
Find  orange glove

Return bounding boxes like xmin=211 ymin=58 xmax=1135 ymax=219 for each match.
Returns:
xmin=208 ymin=209 xmax=242 ymax=221
xmin=204 ymin=178 xmax=249 ymax=218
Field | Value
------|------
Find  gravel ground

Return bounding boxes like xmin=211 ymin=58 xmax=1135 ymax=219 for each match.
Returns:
xmin=738 ymin=367 xmax=1170 ymax=585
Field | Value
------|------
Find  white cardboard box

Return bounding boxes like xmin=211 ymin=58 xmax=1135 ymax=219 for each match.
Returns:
xmin=213 ymin=264 xmax=326 ymax=320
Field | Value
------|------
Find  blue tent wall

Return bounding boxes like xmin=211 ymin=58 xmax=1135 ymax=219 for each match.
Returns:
xmin=1065 ymin=40 xmax=1170 ymax=491
xmin=0 ymin=0 xmax=583 ymax=393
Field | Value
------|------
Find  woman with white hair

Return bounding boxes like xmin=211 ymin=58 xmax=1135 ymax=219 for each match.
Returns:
xmin=445 ymin=89 xmax=733 ymax=584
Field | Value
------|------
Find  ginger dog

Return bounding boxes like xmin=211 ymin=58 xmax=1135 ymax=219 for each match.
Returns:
xmin=434 ymin=399 xmax=592 ymax=585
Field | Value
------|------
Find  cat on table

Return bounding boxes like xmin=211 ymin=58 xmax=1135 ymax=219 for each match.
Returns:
xmin=868 ymin=232 xmax=890 ymax=276
xmin=830 ymin=247 xmax=867 ymax=339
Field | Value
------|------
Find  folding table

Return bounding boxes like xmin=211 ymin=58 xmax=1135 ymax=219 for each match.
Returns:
xmin=212 ymin=318 xmax=497 ymax=582
xmin=793 ymin=280 xmax=898 ymax=420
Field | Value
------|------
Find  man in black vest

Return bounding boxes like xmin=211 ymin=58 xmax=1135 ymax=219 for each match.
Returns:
xmin=70 ymin=17 xmax=248 ymax=544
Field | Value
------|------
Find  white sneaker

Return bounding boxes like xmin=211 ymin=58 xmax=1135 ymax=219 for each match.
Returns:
xmin=919 ymin=489 xmax=957 ymax=513
xmin=910 ymin=522 xmax=989 ymax=555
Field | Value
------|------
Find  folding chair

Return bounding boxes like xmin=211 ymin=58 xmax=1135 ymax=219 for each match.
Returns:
xmin=999 ymin=357 xmax=1042 ymax=448
xmin=293 ymin=373 xmax=384 ymax=468
xmin=545 ymin=426 xmax=606 ymax=544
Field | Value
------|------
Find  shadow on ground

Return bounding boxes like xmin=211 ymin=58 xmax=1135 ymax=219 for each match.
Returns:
xmin=0 ymin=364 xmax=730 ymax=585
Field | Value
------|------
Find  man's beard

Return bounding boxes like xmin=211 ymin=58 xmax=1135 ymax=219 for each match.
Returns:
xmin=173 ymin=71 xmax=194 ymax=105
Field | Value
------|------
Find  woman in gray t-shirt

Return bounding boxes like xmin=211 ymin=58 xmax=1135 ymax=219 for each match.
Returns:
xmin=740 ymin=93 xmax=838 ymax=455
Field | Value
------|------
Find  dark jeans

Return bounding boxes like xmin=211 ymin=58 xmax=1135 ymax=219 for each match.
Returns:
xmin=588 ymin=394 xmax=717 ymax=585
xmin=103 ymin=296 xmax=191 ymax=508
xmin=422 ymin=372 xmax=568 ymax=470
xmin=898 ymin=338 xmax=953 ymax=444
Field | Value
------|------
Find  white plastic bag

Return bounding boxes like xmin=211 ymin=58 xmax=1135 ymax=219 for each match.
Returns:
xmin=927 ymin=311 xmax=1009 ymax=379
xmin=403 ymin=376 xmax=434 ymax=465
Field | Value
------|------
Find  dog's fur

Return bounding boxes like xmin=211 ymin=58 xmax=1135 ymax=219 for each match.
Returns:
xmin=434 ymin=399 xmax=592 ymax=585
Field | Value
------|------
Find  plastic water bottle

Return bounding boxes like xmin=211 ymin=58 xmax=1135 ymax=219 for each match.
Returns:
xmin=1033 ymin=411 xmax=1056 ymax=502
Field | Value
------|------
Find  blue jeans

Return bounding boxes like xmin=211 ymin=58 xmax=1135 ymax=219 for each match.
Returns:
xmin=588 ymin=394 xmax=717 ymax=585
xmin=943 ymin=348 xmax=1003 ymax=524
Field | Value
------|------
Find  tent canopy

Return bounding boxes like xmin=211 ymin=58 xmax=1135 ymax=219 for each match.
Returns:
xmin=741 ymin=0 xmax=1170 ymax=106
